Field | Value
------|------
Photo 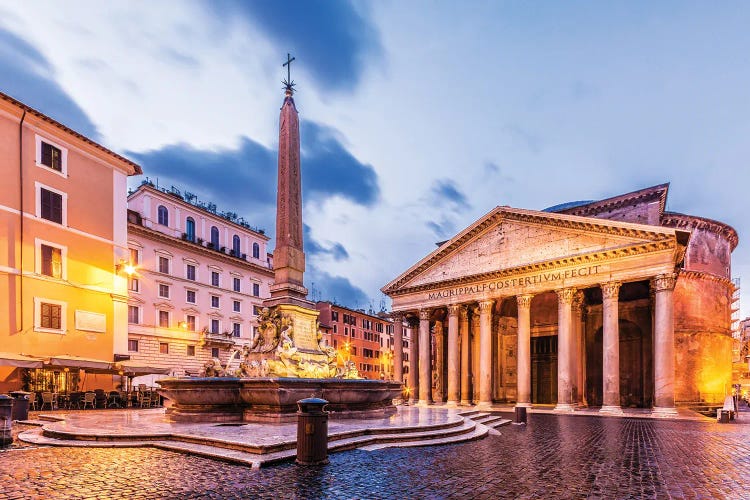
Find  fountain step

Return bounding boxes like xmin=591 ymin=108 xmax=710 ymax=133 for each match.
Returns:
xmin=359 ymin=424 xmax=490 ymax=451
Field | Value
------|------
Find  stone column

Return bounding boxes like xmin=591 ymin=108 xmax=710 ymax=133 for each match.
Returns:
xmin=447 ymin=305 xmax=460 ymax=406
xmin=600 ymin=282 xmax=623 ymax=414
xmin=434 ymin=321 xmax=445 ymax=402
xmin=555 ymin=288 xmax=576 ymax=412
xmin=407 ymin=317 xmax=419 ymax=404
xmin=572 ymin=292 xmax=586 ymax=406
xmin=418 ymin=309 xmax=432 ymax=405
xmin=478 ymin=300 xmax=495 ymax=407
xmin=516 ymin=294 xmax=533 ymax=408
xmin=653 ymin=273 xmax=677 ymax=416
xmin=471 ymin=309 xmax=480 ymax=402
xmin=459 ymin=306 xmax=471 ymax=405
xmin=391 ymin=312 xmax=404 ymax=383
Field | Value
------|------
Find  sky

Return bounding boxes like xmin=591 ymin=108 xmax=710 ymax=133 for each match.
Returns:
xmin=2 ymin=1 xmax=750 ymax=315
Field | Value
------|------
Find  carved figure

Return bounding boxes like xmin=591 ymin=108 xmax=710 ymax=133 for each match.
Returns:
xmin=202 ymin=359 xmax=220 ymax=377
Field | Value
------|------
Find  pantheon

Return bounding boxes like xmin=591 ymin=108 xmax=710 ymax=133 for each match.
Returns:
xmin=383 ymin=184 xmax=737 ymax=415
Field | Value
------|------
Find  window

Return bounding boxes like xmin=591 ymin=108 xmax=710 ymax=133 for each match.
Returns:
xmin=40 ymin=244 xmax=62 ymax=278
xmin=211 ymin=347 xmax=219 ymax=358
xmin=128 ymin=306 xmax=140 ymax=324
xmin=128 ymin=276 xmax=140 ymax=292
xmin=40 ymin=141 xmax=63 ymax=171
xmin=252 ymin=283 xmax=260 ymax=297
xmin=40 ymin=187 xmax=63 ymax=224
xmin=211 ymin=319 xmax=220 ymax=334
xmin=186 ymin=315 xmax=196 ymax=331
xmin=253 ymin=305 xmax=261 ymax=316
xmin=159 ymin=343 xmax=169 ymax=354
xmin=252 ymin=242 xmax=260 ymax=259
xmin=233 ymin=300 xmax=241 ymax=313
xmin=129 ymin=248 xmax=139 ymax=265
xmin=233 ymin=277 xmax=241 ymax=292
xmin=210 ymin=226 xmax=219 ymax=248
xmin=187 ymin=345 xmax=195 ymax=356
xmin=211 ymin=295 xmax=220 ymax=308
xmin=158 ymin=256 xmax=170 ymax=274
xmin=211 ymin=271 xmax=220 ymax=287
xmin=40 ymin=302 xmax=62 ymax=330
xmin=232 ymin=235 xmax=240 ymax=255
xmin=158 ymin=284 xmax=170 ymax=299
xmin=332 ymin=311 xmax=339 ymax=321
xmin=128 ymin=340 xmax=139 ymax=352
xmin=185 ymin=217 xmax=196 ymax=242
xmin=333 ymin=325 xmax=338 ymax=334
xmin=232 ymin=322 xmax=241 ymax=337
xmin=186 ymin=264 xmax=196 ymax=281
xmin=186 ymin=290 xmax=196 ymax=304
xmin=159 ymin=310 xmax=169 ymax=328
xmin=157 ymin=205 xmax=169 ymax=226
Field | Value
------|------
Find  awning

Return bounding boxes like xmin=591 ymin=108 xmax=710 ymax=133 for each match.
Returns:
xmin=115 ymin=360 xmax=172 ymax=377
xmin=46 ymin=355 xmax=113 ymax=371
xmin=0 ymin=352 xmax=44 ymax=368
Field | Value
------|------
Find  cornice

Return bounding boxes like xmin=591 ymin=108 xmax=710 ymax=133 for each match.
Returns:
xmin=128 ymin=222 xmax=274 ymax=278
xmin=555 ymin=183 xmax=669 ymax=218
xmin=388 ymin=238 xmax=676 ymax=297
xmin=382 ymin=207 xmax=675 ymax=295
xmin=661 ymin=212 xmax=739 ymax=251
xmin=678 ymin=269 xmax=735 ymax=289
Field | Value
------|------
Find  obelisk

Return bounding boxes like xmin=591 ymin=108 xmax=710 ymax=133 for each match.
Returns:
xmin=263 ymin=54 xmax=320 ymax=356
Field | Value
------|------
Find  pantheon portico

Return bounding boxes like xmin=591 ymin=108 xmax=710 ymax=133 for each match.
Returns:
xmin=383 ymin=185 xmax=737 ymax=415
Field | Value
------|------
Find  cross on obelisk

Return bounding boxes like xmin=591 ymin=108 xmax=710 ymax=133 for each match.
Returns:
xmin=283 ymin=53 xmax=296 ymax=90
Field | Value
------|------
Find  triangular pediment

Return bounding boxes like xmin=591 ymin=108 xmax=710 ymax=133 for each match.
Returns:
xmin=383 ymin=207 xmax=681 ymax=294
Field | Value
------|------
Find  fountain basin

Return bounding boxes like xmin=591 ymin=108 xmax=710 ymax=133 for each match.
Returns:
xmin=157 ymin=377 xmax=403 ymax=423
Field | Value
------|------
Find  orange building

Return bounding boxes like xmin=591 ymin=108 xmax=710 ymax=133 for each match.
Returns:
xmin=316 ymin=301 xmax=411 ymax=380
xmin=0 ymin=92 xmax=141 ymax=393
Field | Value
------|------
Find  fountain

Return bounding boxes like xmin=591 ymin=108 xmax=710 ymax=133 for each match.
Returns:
xmin=157 ymin=56 xmax=402 ymax=422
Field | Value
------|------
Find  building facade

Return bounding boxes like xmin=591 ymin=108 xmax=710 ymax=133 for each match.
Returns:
xmin=316 ymin=301 xmax=410 ymax=380
xmin=383 ymin=185 xmax=737 ymax=413
xmin=125 ymin=183 xmax=274 ymax=381
xmin=0 ymin=92 xmax=141 ymax=393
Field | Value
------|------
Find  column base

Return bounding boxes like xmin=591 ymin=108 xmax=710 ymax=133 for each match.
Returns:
xmin=515 ymin=402 xmax=532 ymax=408
xmin=417 ymin=399 xmax=432 ymax=407
xmin=553 ymin=403 xmax=576 ymax=412
xmin=599 ymin=405 xmax=623 ymax=415
xmin=651 ymin=406 xmax=678 ymax=418
xmin=460 ymin=400 xmax=473 ymax=406
xmin=476 ymin=401 xmax=493 ymax=410
xmin=445 ymin=400 xmax=459 ymax=408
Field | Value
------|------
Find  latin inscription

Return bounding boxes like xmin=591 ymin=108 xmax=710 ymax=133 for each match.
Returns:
xmin=426 ymin=265 xmax=601 ymax=301
xmin=293 ymin=318 xmax=318 ymax=351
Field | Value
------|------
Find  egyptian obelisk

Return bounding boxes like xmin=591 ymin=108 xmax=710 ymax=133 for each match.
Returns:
xmin=263 ymin=54 xmax=320 ymax=353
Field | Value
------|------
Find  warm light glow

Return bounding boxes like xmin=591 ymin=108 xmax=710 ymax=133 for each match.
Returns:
xmin=179 ymin=321 xmax=188 ymax=330
xmin=123 ymin=264 xmax=136 ymax=275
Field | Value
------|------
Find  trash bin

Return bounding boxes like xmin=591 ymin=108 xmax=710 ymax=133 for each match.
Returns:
xmin=0 ymin=395 xmax=13 ymax=447
xmin=9 ymin=391 xmax=31 ymax=421
xmin=514 ymin=406 xmax=527 ymax=424
xmin=720 ymin=410 xmax=730 ymax=424
xmin=296 ymin=397 xmax=329 ymax=465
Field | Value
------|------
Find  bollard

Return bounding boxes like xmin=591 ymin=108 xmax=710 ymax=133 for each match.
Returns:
xmin=514 ymin=406 xmax=527 ymax=425
xmin=9 ymin=391 xmax=31 ymax=422
xmin=0 ymin=395 xmax=13 ymax=447
xmin=296 ymin=397 xmax=329 ymax=465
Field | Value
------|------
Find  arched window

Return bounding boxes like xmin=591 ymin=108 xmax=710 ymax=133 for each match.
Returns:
xmin=232 ymin=235 xmax=240 ymax=256
xmin=252 ymin=242 xmax=260 ymax=259
xmin=210 ymin=226 xmax=219 ymax=249
xmin=157 ymin=205 xmax=169 ymax=226
xmin=185 ymin=217 xmax=195 ymax=242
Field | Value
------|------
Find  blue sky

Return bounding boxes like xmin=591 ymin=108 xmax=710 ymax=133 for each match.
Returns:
xmin=2 ymin=1 xmax=749 ymax=315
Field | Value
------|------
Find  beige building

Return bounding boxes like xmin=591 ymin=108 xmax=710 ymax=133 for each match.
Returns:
xmin=383 ymin=184 xmax=737 ymax=414
xmin=125 ymin=182 xmax=274 ymax=381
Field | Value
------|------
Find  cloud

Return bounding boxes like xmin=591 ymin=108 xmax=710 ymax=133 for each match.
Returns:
xmin=301 ymin=122 xmax=380 ymax=207
xmin=0 ymin=28 xmax=100 ymax=139
xmin=304 ymin=224 xmax=349 ymax=261
xmin=430 ymin=179 xmax=470 ymax=210
xmin=208 ymin=0 xmax=381 ymax=93
xmin=306 ymin=269 xmax=370 ymax=310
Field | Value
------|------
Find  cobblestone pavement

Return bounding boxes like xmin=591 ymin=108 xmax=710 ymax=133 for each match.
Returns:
xmin=2 ymin=413 xmax=750 ymax=499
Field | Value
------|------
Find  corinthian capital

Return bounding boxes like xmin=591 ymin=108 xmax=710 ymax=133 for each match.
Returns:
xmin=447 ymin=304 xmax=461 ymax=317
xmin=601 ymin=281 xmax=622 ymax=300
xmin=390 ymin=311 xmax=404 ymax=323
xmin=556 ymin=287 xmax=577 ymax=305
xmin=652 ymin=273 xmax=677 ymax=292
xmin=478 ymin=300 xmax=495 ymax=313
xmin=419 ymin=309 xmax=431 ymax=321
xmin=516 ymin=294 xmax=533 ymax=310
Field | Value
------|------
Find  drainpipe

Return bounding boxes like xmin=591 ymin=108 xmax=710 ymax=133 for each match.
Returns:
xmin=18 ymin=109 xmax=26 ymax=333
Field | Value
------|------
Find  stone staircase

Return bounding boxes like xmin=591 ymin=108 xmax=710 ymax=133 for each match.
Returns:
xmin=17 ymin=409 xmax=511 ymax=468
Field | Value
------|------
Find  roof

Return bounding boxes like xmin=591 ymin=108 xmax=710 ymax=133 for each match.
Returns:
xmin=0 ymin=90 xmax=143 ymax=175
xmin=551 ymin=183 xmax=669 ymax=218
